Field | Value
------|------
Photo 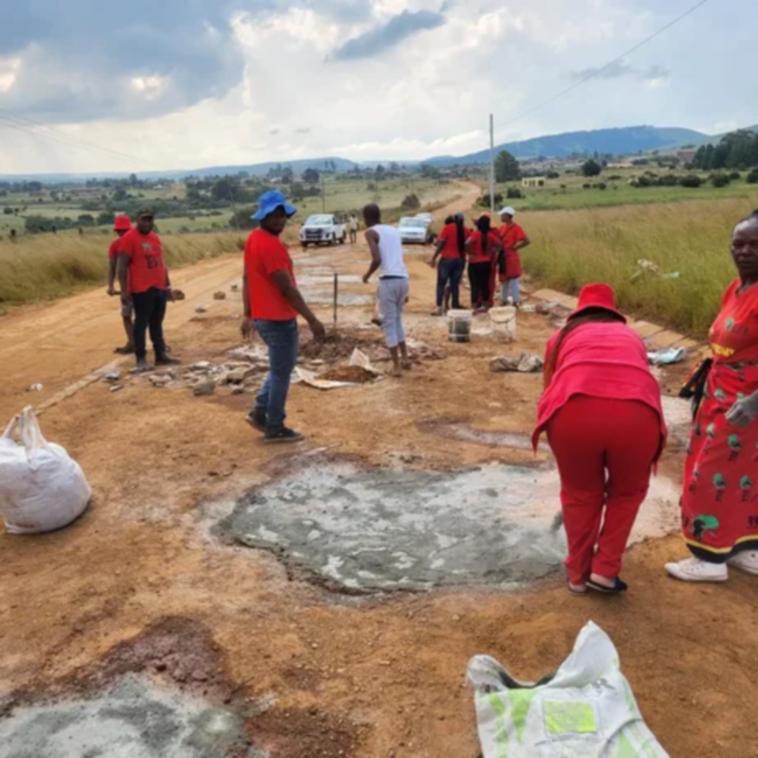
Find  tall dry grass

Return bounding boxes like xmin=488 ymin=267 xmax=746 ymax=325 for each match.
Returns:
xmin=0 ymin=230 xmax=243 ymax=305
xmin=523 ymin=197 xmax=758 ymax=336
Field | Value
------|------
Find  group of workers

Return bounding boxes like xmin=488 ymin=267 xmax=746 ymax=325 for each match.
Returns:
xmin=107 ymin=190 xmax=758 ymax=592
xmin=428 ymin=207 xmax=530 ymax=314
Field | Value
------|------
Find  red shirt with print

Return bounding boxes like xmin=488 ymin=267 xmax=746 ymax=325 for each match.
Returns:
xmin=244 ymin=228 xmax=298 ymax=321
xmin=119 ymin=229 xmax=168 ymax=294
xmin=437 ymin=223 xmax=468 ymax=260
xmin=499 ymin=222 xmax=527 ymax=279
xmin=467 ymin=229 xmax=500 ymax=264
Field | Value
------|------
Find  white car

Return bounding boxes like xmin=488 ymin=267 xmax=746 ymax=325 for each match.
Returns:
xmin=397 ymin=215 xmax=433 ymax=244
xmin=299 ymin=214 xmax=346 ymax=247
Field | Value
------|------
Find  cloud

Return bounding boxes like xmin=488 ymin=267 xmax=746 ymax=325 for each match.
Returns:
xmin=0 ymin=0 xmax=251 ymax=122
xmin=571 ymin=59 xmax=670 ymax=83
xmin=332 ymin=9 xmax=445 ymax=60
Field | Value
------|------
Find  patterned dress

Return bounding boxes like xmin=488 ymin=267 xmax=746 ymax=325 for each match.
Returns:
xmin=681 ymin=279 xmax=758 ymax=560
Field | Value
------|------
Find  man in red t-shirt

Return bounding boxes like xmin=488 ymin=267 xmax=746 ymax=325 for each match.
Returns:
xmin=497 ymin=206 xmax=530 ymax=306
xmin=116 ymin=209 xmax=178 ymax=372
xmin=107 ymin=213 xmax=134 ymax=354
xmin=242 ymin=191 xmax=325 ymax=444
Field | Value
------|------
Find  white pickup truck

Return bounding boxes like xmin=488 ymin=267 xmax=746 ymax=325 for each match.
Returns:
xmin=299 ymin=214 xmax=346 ymax=248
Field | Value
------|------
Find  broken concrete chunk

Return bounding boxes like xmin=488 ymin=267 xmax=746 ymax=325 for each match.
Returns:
xmin=195 ymin=305 xmax=207 ymax=314
xmin=193 ymin=380 xmax=216 ymax=396
xmin=103 ymin=371 xmax=121 ymax=382
xmin=26 ymin=383 xmax=44 ymax=392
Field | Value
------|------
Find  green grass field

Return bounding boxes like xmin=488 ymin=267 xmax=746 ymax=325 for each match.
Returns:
xmin=494 ymin=167 xmax=758 ymax=212
xmin=521 ymin=195 xmax=758 ymax=336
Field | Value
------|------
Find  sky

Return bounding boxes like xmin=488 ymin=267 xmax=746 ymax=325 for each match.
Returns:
xmin=0 ymin=0 xmax=754 ymax=175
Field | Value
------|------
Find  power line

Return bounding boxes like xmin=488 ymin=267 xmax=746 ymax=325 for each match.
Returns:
xmin=494 ymin=0 xmax=710 ymax=140
xmin=0 ymin=107 xmax=140 ymax=163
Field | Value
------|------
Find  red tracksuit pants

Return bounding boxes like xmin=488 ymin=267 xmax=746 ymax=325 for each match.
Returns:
xmin=547 ymin=396 xmax=660 ymax=584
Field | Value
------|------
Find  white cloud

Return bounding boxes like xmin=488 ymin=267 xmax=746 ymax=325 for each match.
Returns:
xmin=0 ymin=0 xmax=753 ymax=174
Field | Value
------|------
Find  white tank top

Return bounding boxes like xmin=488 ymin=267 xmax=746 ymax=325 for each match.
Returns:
xmin=373 ymin=224 xmax=408 ymax=278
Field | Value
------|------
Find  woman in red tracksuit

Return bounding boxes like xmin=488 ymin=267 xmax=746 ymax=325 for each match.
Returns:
xmin=532 ymin=283 xmax=667 ymax=595
xmin=465 ymin=214 xmax=502 ymax=312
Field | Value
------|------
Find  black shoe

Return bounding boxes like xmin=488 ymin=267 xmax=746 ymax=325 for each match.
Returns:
xmin=586 ymin=577 xmax=628 ymax=595
xmin=155 ymin=353 xmax=180 ymax=366
xmin=246 ymin=410 xmax=267 ymax=432
xmin=263 ymin=426 xmax=304 ymax=444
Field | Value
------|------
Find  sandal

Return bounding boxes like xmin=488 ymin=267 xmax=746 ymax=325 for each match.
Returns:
xmin=567 ymin=581 xmax=587 ymax=595
xmin=586 ymin=577 xmax=628 ymax=595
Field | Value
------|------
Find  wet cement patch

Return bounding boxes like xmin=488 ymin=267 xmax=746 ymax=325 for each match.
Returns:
xmin=0 ymin=675 xmax=255 ymax=758
xmin=217 ymin=459 xmax=567 ymax=593
xmin=417 ymin=416 xmax=549 ymax=452
xmin=216 ymin=457 xmax=680 ymax=594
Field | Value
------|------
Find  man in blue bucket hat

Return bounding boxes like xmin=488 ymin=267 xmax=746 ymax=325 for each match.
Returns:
xmin=242 ymin=190 xmax=326 ymax=443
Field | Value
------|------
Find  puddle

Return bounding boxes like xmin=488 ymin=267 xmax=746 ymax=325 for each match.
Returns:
xmin=418 ymin=417 xmax=549 ymax=452
xmin=661 ymin=394 xmax=693 ymax=449
xmin=215 ymin=458 xmax=679 ymax=594
xmin=0 ymin=675 xmax=256 ymax=758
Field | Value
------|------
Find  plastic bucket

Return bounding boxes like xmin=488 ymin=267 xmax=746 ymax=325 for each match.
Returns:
xmin=489 ymin=306 xmax=517 ymax=341
xmin=447 ymin=309 xmax=472 ymax=342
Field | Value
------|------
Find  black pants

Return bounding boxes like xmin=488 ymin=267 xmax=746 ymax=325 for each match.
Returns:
xmin=132 ymin=288 xmax=167 ymax=360
xmin=468 ymin=262 xmax=492 ymax=309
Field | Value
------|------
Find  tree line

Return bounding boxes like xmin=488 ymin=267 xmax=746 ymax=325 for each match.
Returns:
xmin=691 ymin=129 xmax=758 ymax=171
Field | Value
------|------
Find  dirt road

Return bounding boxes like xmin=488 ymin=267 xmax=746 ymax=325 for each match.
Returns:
xmin=2 ymin=184 xmax=757 ymax=757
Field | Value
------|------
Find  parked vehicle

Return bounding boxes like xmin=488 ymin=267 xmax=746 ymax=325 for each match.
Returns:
xmin=299 ymin=214 xmax=346 ymax=248
xmin=397 ymin=214 xmax=433 ymax=244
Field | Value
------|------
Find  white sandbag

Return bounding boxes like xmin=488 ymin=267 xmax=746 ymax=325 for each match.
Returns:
xmin=468 ymin=621 xmax=668 ymax=757
xmin=0 ymin=407 xmax=91 ymax=534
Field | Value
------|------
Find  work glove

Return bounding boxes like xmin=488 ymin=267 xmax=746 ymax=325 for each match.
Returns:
xmin=726 ymin=393 xmax=758 ymax=428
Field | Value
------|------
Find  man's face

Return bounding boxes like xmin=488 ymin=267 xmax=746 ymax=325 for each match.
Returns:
xmin=116 ymin=229 xmax=128 ymax=238
xmin=262 ymin=207 xmax=288 ymax=235
xmin=501 ymin=214 xmax=514 ymax=224
xmin=137 ymin=215 xmax=154 ymax=234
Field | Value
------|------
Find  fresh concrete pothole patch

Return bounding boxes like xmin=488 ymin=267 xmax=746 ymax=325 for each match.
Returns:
xmin=217 ymin=459 xmax=567 ymax=593
xmin=216 ymin=458 xmax=680 ymax=594
xmin=0 ymin=675 xmax=255 ymax=758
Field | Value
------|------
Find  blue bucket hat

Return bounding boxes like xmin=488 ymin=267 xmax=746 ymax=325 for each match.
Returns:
xmin=252 ymin=190 xmax=297 ymax=221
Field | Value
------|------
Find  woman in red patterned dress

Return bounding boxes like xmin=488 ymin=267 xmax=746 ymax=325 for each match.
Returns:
xmin=666 ymin=210 xmax=758 ymax=581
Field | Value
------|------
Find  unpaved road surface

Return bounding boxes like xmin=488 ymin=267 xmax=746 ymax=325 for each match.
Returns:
xmin=2 ymin=185 xmax=758 ymax=757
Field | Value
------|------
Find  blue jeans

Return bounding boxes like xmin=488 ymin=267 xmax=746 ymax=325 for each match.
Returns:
xmin=253 ymin=319 xmax=299 ymax=430
xmin=436 ymin=258 xmax=464 ymax=308
xmin=500 ymin=277 xmax=521 ymax=305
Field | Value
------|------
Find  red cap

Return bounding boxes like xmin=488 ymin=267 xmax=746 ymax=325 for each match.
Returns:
xmin=113 ymin=213 xmax=132 ymax=231
xmin=569 ymin=283 xmax=626 ymax=322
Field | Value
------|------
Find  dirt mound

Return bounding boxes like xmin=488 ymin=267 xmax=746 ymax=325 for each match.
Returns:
xmin=300 ymin=330 xmax=383 ymax=361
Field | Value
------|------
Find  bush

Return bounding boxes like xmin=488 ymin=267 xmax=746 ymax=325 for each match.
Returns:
xmin=582 ymin=183 xmax=591 ymax=189
xmin=546 ymin=171 xmax=560 ymax=179
xmin=594 ymin=182 xmax=607 ymax=190
xmin=506 ymin=187 xmax=523 ymax=199
xmin=3 ymin=207 xmax=13 ymax=215
xmin=747 ymin=168 xmax=758 ymax=184
xmin=229 ymin=208 xmax=257 ymax=230
xmin=710 ymin=174 xmax=731 ymax=188
xmin=581 ymin=159 xmax=602 ymax=177
xmin=679 ymin=175 xmax=703 ymax=188
xmin=729 ymin=171 xmax=741 ymax=180
xmin=400 ymin=193 xmax=421 ymax=210
xmin=477 ymin=192 xmax=503 ymax=208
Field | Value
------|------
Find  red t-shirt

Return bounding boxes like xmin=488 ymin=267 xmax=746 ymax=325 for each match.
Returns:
xmin=437 ymin=223 xmax=467 ymax=260
xmin=499 ymin=222 xmax=527 ymax=279
xmin=119 ymin=229 xmax=168 ymax=294
xmin=532 ymin=321 xmax=666 ymax=452
xmin=108 ymin=237 xmax=122 ymax=259
xmin=467 ymin=229 xmax=500 ymax=264
xmin=244 ymin=228 xmax=298 ymax=321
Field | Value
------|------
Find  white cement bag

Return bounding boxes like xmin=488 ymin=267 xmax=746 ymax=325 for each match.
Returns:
xmin=468 ymin=621 xmax=668 ymax=758
xmin=0 ymin=407 xmax=91 ymax=534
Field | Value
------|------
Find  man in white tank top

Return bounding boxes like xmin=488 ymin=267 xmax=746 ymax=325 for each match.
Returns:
xmin=362 ymin=203 xmax=411 ymax=377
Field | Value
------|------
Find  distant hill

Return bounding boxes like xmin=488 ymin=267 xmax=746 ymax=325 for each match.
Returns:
xmin=426 ymin=125 xmax=708 ymax=166
xmin=0 ymin=157 xmax=358 ymax=184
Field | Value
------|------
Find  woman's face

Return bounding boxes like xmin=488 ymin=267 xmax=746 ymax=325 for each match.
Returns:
xmin=731 ymin=219 xmax=758 ymax=282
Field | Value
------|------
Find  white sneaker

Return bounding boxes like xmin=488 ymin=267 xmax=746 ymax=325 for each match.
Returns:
xmin=728 ymin=551 xmax=758 ymax=575
xmin=665 ymin=557 xmax=728 ymax=582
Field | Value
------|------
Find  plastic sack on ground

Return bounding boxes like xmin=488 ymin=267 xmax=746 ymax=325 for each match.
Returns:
xmin=467 ymin=621 xmax=668 ymax=758
xmin=0 ymin=406 xmax=91 ymax=534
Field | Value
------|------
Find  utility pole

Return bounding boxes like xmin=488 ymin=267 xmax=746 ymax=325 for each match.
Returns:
xmin=489 ymin=113 xmax=495 ymax=214
xmin=321 ymin=162 xmax=326 ymax=213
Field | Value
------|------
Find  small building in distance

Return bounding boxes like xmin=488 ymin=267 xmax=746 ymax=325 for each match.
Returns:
xmin=521 ymin=176 xmax=545 ymax=188
xmin=677 ymin=149 xmax=697 ymax=165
